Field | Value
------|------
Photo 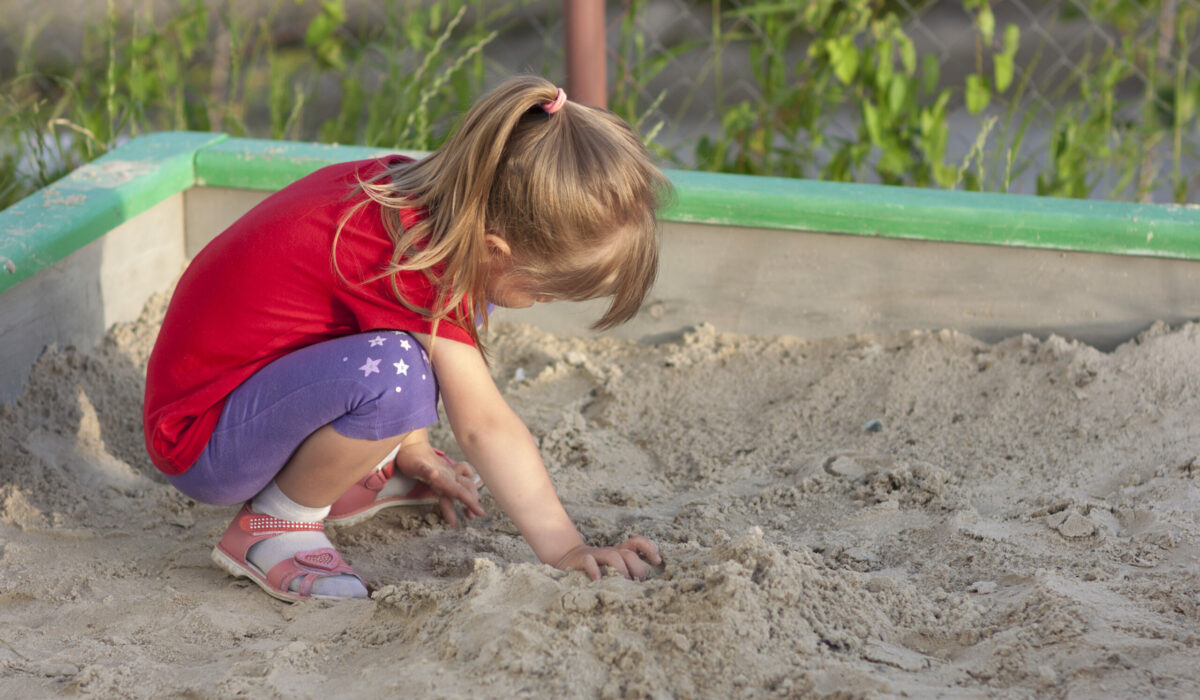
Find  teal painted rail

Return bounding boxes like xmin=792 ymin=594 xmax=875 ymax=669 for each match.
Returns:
xmin=0 ymin=132 xmax=225 ymax=293
xmin=2 ymin=131 xmax=1198 ymax=295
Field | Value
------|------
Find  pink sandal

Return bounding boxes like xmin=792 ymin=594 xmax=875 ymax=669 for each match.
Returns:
xmin=327 ymin=448 xmax=479 ymax=527
xmin=211 ymin=503 xmax=367 ymax=602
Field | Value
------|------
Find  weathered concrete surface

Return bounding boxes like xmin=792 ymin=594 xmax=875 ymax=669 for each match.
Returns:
xmin=0 ymin=194 xmax=186 ymax=400
xmin=185 ymin=187 xmax=1200 ymax=352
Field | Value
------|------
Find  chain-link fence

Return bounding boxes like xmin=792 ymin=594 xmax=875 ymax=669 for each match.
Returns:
xmin=494 ymin=0 xmax=1199 ymax=203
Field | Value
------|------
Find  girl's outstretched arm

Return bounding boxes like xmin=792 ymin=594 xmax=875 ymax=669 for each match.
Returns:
xmin=412 ymin=333 xmax=661 ymax=579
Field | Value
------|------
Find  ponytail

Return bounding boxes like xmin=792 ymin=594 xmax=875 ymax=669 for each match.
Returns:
xmin=351 ymin=75 xmax=670 ymax=354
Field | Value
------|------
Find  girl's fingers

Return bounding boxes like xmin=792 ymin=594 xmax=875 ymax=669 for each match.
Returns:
xmin=431 ymin=474 xmax=484 ymax=526
xmin=618 ymin=548 xmax=649 ymax=580
xmin=620 ymin=535 xmax=662 ymax=565
xmin=452 ymin=476 xmax=485 ymax=517
xmin=595 ymin=549 xmax=631 ymax=579
xmin=583 ymin=555 xmax=601 ymax=581
xmin=458 ymin=472 xmax=481 ymax=505
xmin=453 ymin=460 xmax=477 ymax=480
xmin=439 ymin=496 xmax=459 ymax=528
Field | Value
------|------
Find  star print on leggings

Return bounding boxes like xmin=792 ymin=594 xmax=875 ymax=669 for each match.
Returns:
xmin=359 ymin=333 xmax=425 ymax=387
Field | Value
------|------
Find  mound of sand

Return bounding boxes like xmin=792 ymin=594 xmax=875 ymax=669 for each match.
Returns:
xmin=1 ymin=292 xmax=1198 ymax=697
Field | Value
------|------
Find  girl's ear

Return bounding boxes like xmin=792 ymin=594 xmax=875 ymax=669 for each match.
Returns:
xmin=484 ymin=233 xmax=512 ymax=260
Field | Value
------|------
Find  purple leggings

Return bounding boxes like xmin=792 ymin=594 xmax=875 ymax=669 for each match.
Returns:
xmin=167 ymin=331 xmax=439 ymax=505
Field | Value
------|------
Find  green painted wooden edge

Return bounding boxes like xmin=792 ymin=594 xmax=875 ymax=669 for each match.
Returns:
xmin=194 ymin=138 xmax=427 ymax=190
xmin=193 ymin=137 xmax=1200 ymax=261
xmin=0 ymin=131 xmax=227 ymax=294
xmin=4 ymin=132 xmax=1199 ymax=300
xmin=662 ymin=169 xmax=1200 ymax=260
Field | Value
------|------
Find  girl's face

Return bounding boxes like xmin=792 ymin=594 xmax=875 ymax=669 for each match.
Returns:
xmin=486 ymin=268 xmax=555 ymax=308
xmin=483 ymin=228 xmax=625 ymax=309
xmin=484 ymin=234 xmax=555 ymax=308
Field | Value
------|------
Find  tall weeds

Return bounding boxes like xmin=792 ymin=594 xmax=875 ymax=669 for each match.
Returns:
xmin=0 ymin=0 xmax=506 ymax=210
xmin=1 ymin=0 xmax=1196 ymax=209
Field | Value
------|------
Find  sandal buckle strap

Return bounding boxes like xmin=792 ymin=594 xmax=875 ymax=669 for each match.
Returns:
xmin=362 ymin=463 xmax=395 ymax=492
xmin=239 ymin=513 xmax=326 ymax=535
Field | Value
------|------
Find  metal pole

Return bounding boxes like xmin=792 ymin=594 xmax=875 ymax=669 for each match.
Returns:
xmin=564 ymin=0 xmax=607 ymax=108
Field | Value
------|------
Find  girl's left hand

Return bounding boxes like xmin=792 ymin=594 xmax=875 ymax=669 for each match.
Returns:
xmin=554 ymin=536 xmax=662 ymax=580
xmin=394 ymin=445 xmax=485 ymax=528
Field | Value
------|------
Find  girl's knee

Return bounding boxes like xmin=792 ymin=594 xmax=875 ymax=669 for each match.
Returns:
xmin=333 ymin=331 xmax=438 ymax=439
xmin=349 ymin=331 xmax=435 ymax=396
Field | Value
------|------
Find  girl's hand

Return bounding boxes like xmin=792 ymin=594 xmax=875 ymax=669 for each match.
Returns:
xmin=554 ymin=536 xmax=662 ymax=580
xmin=394 ymin=444 xmax=485 ymax=528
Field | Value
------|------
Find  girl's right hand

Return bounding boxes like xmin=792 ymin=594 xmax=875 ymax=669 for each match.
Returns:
xmin=554 ymin=536 xmax=662 ymax=580
xmin=394 ymin=444 xmax=485 ymax=528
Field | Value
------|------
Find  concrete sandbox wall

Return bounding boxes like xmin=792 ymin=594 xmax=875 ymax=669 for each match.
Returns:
xmin=2 ymin=132 xmax=1199 ymax=402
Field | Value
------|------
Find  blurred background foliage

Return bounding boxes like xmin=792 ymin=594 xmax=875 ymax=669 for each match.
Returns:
xmin=0 ymin=0 xmax=1195 ymax=211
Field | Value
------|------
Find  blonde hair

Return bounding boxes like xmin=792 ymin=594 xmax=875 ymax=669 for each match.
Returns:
xmin=343 ymin=75 xmax=671 ymax=352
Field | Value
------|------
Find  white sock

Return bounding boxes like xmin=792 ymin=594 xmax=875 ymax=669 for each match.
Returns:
xmin=378 ymin=473 xmax=420 ymax=498
xmin=248 ymin=481 xmax=368 ymax=599
xmin=374 ymin=442 xmax=419 ymax=498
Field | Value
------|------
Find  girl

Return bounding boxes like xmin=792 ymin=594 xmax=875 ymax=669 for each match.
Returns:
xmin=143 ymin=76 xmax=668 ymax=602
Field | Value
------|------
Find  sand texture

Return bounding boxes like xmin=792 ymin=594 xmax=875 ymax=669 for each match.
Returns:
xmin=1 ymin=292 xmax=1198 ymax=699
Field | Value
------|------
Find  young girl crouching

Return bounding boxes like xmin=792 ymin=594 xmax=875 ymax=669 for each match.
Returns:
xmin=142 ymin=76 xmax=669 ymax=601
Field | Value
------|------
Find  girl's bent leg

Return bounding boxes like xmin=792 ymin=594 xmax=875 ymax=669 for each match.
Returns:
xmin=169 ymin=331 xmax=438 ymax=505
xmin=178 ymin=331 xmax=437 ymax=600
xmin=274 ymin=423 xmax=400 ymax=507
xmin=232 ymin=424 xmax=414 ymax=599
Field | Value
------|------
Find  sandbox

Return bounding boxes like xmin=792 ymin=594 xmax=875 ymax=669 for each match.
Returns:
xmin=1 ymin=134 xmax=1198 ymax=697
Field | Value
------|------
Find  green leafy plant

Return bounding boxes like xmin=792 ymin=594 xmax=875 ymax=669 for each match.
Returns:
xmin=614 ymin=0 xmax=1195 ymax=202
xmin=1 ymin=0 xmax=1195 ymax=210
xmin=0 ymin=0 xmax=509 ymax=207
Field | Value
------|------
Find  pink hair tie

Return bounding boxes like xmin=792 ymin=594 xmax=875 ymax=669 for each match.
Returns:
xmin=542 ymin=87 xmax=567 ymax=115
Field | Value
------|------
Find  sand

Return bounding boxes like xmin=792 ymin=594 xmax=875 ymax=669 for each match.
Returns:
xmin=1 ymin=290 xmax=1198 ymax=699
